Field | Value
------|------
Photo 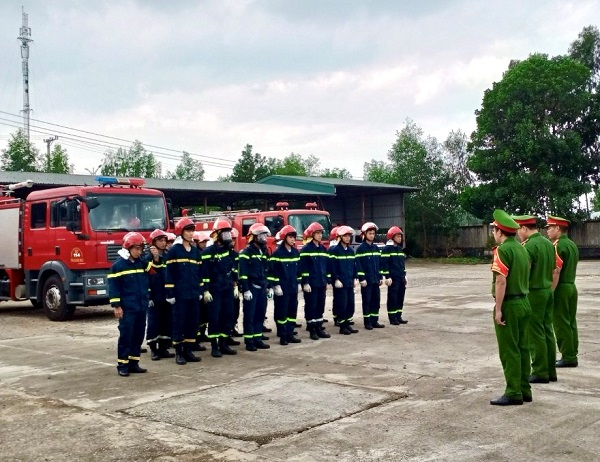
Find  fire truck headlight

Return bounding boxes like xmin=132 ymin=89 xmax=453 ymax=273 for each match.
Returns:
xmin=87 ymin=277 xmax=105 ymax=286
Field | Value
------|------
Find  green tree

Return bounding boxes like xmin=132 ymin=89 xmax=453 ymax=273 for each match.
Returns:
xmin=1 ymin=129 xmax=39 ymax=172
xmin=225 ymin=144 xmax=275 ymax=182
xmin=43 ymin=144 xmax=73 ymax=174
xmin=364 ymin=119 xmax=460 ymax=256
xmin=100 ymin=140 xmax=162 ymax=178
xmin=166 ymin=151 xmax=205 ymax=181
xmin=319 ymin=167 xmax=352 ymax=179
xmin=271 ymin=153 xmax=309 ymax=176
xmin=462 ymin=53 xmax=592 ymax=221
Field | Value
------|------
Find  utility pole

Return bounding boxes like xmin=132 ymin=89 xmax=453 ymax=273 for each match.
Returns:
xmin=44 ymin=135 xmax=58 ymax=171
xmin=18 ymin=6 xmax=33 ymax=143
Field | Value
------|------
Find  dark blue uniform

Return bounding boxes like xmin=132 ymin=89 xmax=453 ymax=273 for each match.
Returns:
xmin=144 ymin=252 xmax=172 ymax=352
xmin=328 ymin=243 xmax=357 ymax=328
xmin=355 ymin=241 xmax=383 ymax=327
xmin=108 ymin=255 xmax=149 ymax=372
xmin=239 ymin=242 xmax=269 ymax=347
xmin=381 ymin=242 xmax=407 ymax=323
xmin=299 ymin=240 xmax=330 ymax=332
xmin=268 ymin=243 xmax=301 ymax=340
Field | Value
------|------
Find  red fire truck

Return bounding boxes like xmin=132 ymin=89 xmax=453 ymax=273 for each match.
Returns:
xmin=0 ymin=176 xmax=171 ymax=321
xmin=188 ymin=201 xmax=333 ymax=252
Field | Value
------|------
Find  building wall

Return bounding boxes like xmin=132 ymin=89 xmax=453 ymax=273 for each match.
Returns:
xmin=322 ymin=192 xmax=404 ymax=230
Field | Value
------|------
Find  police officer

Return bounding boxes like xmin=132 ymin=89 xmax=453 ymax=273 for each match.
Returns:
xmin=546 ymin=216 xmax=580 ymax=368
xmin=329 ymin=225 xmax=359 ymax=335
xmin=145 ymin=229 xmax=175 ymax=361
xmin=381 ymin=226 xmax=408 ymax=325
xmin=356 ymin=222 xmax=384 ymax=329
xmin=239 ymin=223 xmax=272 ymax=351
xmin=513 ymin=215 xmax=557 ymax=383
xmin=300 ymin=222 xmax=331 ymax=340
xmin=201 ymin=218 xmax=239 ymax=357
xmin=164 ymin=218 xmax=203 ymax=365
xmin=108 ymin=232 xmax=150 ymax=377
xmin=269 ymin=225 xmax=302 ymax=345
xmin=489 ymin=210 xmax=532 ymax=406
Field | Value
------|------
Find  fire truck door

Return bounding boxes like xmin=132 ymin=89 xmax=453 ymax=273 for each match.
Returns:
xmin=23 ymin=201 xmax=54 ymax=270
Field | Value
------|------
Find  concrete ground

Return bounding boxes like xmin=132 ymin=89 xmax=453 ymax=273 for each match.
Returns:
xmin=0 ymin=261 xmax=599 ymax=462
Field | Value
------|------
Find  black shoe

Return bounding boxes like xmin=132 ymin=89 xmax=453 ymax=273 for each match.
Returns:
xmin=398 ymin=317 xmax=408 ymax=324
xmin=549 ymin=376 xmax=558 ymax=382
xmin=556 ymin=359 xmax=578 ymax=368
xmin=309 ymin=328 xmax=320 ymax=340
xmin=262 ymin=326 xmax=273 ymax=333
xmin=225 ymin=337 xmax=241 ymax=346
xmin=128 ymin=364 xmax=147 ymax=373
xmin=232 ymin=329 xmax=243 ymax=338
xmin=490 ymin=395 xmax=523 ymax=406
xmin=219 ymin=343 xmax=237 ymax=355
xmin=150 ymin=349 xmax=161 ymax=361
xmin=288 ymin=336 xmax=302 ymax=343
xmin=158 ymin=349 xmax=175 ymax=358
xmin=528 ymin=376 xmax=550 ymax=384
xmin=184 ymin=349 xmax=201 ymax=362
xmin=389 ymin=320 xmax=400 ymax=326
xmin=117 ymin=368 xmax=130 ymax=377
xmin=280 ymin=337 xmax=289 ymax=345
xmin=339 ymin=327 xmax=352 ymax=335
xmin=176 ymin=354 xmax=187 ymax=365
xmin=255 ymin=341 xmax=271 ymax=349
xmin=523 ymin=395 xmax=533 ymax=403
xmin=316 ymin=328 xmax=331 ymax=338
xmin=190 ymin=343 xmax=207 ymax=352
xmin=211 ymin=347 xmax=223 ymax=358
xmin=246 ymin=344 xmax=257 ymax=352
xmin=347 ymin=326 xmax=359 ymax=333
xmin=261 ymin=334 xmax=270 ymax=341
xmin=364 ymin=324 xmax=373 ymax=330
xmin=373 ymin=322 xmax=385 ymax=328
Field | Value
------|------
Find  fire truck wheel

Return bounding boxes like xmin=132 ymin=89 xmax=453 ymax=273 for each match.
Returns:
xmin=42 ymin=275 xmax=74 ymax=322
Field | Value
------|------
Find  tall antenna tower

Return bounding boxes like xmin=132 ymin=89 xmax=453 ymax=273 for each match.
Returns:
xmin=17 ymin=6 xmax=33 ymax=142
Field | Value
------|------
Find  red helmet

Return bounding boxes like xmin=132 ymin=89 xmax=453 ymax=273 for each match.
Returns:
xmin=213 ymin=218 xmax=232 ymax=232
xmin=167 ymin=232 xmax=176 ymax=242
xmin=150 ymin=229 xmax=168 ymax=243
xmin=231 ymin=228 xmax=239 ymax=239
xmin=361 ymin=222 xmax=378 ymax=234
xmin=123 ymin=232 xmax=145 ymax=249
xmin=193 ymin=231 xmax=211 ymax=243
xmin=386 ymin=226 xmax=403 ymax=240
xmin=276 ymin=225 xmax=297 ymax=240
xmin=337 ymin=225 xmax=354 ymax=238
xmin=175 ymin=218 xmax=195 ymax=235
xmin=303 ymin=222 xmax=324 ymax=239
xmin=248 ymin=223 xmax=270 ymax=236
xmin=329 ymin=226 xmax=339 ymax=241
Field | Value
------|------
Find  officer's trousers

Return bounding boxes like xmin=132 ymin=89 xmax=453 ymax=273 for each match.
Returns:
xmin=494 ymin=298 xmax=532 ymax=400
xmin=146 ymin=300 xmax=172 ymax=345
xmin=554 ymin=282 xmax=578 ymax=362
xmin=386 ymin=276 xmax=406 ymax=321
xmin=207 ymin=288 xmax=235 ymax=339
xmin=361 ymin=283 xmax=381 ymax=325
xmin=527 ymin=288 xmax=556 ymax=379
xmin=303 ymin=286 xmax=326 ymax=325
xmin=118 ymin=309 xmax=146 ymax=367
xmin=172 ymin=298 xmax=199 ymax=345
xmin=333 ymin=285 xmax=355 ymax=326
xmin=274 ymin=285 xmax=298 ymax=338
xmin=243 ymin=285 xmax=267 ymax=345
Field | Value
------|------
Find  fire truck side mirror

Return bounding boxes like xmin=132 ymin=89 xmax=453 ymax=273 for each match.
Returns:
xmin=83 ymin=197 xmax=100 ymax=210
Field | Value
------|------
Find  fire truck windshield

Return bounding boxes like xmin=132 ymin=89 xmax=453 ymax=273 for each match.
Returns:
xmin=88 ymin=193 xmax=167 ymax=232
xmin=288 ymin=213 xmax=332 ymax=240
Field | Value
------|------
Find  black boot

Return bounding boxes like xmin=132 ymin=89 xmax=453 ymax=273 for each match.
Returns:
xmin=288 ymin=334 xmax=302 ymax=343
xmin=191 ymin=339 xmax=207 ymax=352
xmin=225 ymin=336 xmax=241 ymax=346
xmin=184 ymin=343 xmax=201 ymax=362
xmin=175 ymin=344 xmax=187 ymax=365
xmin=347 ymin=324 xmax=359 ymax=333
xmin=128 ymin=360 xmax=147 ymax=373
xmin=309 ymin=325 xmax=320 ymax=341
xmin=211 ymin=340 xmax=222 ymax=358
xmin=339 ymin=323 xmax=352 ymax=335
xmin=372 ymin=321 xmax=385 ymax=328
xmin=149 ymin=341 xmax=161 ymax=361
xmin=117 ymin=365 xmax=129 ymax=377
xmin=316 ymin=323 xmax=331 ymax=338
xmin=255 ymin=340 xmax=271 ymax=349
xmin=231 ymin=327 xmax=243 ymax=338
xmin=280 ymin=335 xmax=289 ymax=345
xmin=219 ymin=339 xmax=237 ymax=355
xmin=158 ymin=339 xmax=175 ymax=358
xmin=398 ymin=315 xmax=408 ymax=324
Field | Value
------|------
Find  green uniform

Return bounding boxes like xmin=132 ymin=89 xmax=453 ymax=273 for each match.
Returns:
xmin=553 ymin=234 xmax=579 ymax=363
xmin=491 ymin=237 xmax=532 ymax=400
xmin=522 ymin=232 xmax=557 ymax=380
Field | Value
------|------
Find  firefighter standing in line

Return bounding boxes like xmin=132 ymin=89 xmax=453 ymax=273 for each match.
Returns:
xmin=239 ymin=223 xmax=272 ymax=351
xmin=300 ymin=222 xmax=331 ymax=340
xmin=489 ymin=210 xmax=532 ymax=406
xmin=328 ymin=225 xmax=359 ymax=335
xmin=381 ymin=226 xmax=408 ymax=325
xmin=192 ymin=231 xmax=212 ymax=352
xmin=513 ymin=215 xmax=558 ymax=383
xmin=269 ymin=225 xmax=303 ymax=345
xmin=201 ymin=218 xmax=239 ymax=358
xmin=164 ymin=218 xmax=203 ymax=365
xmin=108 ymin=232 xmax=150 ymax=377
xmin=355 ymin=222 xmax=385 ymax=330
xmin=229 ymin=228 xmax=243 ymax=338
xmin=546 ymin=216 xmax=580 ymax=368
xmin=145 ymin=229 xmax=175 ymax=361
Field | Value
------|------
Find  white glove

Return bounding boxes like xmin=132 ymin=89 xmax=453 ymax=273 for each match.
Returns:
xmin=385 ymin=278 xmax=392 ymax=287
xmin=298 ymin=284 xmax=302 ymax=293
xmin=303 ymin=284 xmax=312 ymax=293
xmin=243 ymin=290 xmax=253 ymax=301
xmin=274 ymin=285 xmax=283 ymax=296
xmin=204 ymin=291 xmax=213 ymax=303
xmin=166 ymin=298 xmax=176 ymax=305
xmin=334 ymin=280 xmax=343 ymax=289
xmin=405 ymin=275 xmax=408 ymax=286
xmin=267 ymin=288 xmax=274 ymax=299
xmin=148 ymin=300 xmax=154 ymax=308
xmin=360 ymin=280 xmax=367 ymax=288
xmin=233 ymin=286 xmax=239 ymax=299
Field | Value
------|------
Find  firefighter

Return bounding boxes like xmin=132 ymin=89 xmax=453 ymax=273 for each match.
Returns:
xmin=193 ymin=231 xmax=211 ymax=250
xmin=329 ymin=225 xmax=359 ymax=335
xmin=229 ymin=228 xmax=242 ymax=337
xmin=192 ymin=230 xmax=212 ymax=352
xmin=201 ymin=218 xmax=239 ymax=357
xmin=355 ymin=222 xmax=385 ymax=329
xmin=164 ymin=218 xmax=203 ymax=365
xmin=300 ymin=222 xmax=331 ymax=340
xmin=166 ymin=233 xmax=176 ymax=251
xmin=239 ymin=223 xmax=272 ymax=351
xmin=269 ymin=225 xmax=302 ymax=345
xmin=108 ymin=232 xmax=150 ymax=377
xmin=381 ymin=226 xmax=408 ymax=325
xmin=145 ymin=229 xmax=175 ymax=361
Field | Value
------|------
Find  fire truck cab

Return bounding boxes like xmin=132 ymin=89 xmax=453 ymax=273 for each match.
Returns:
xmin=188 ymin=201 xmax=332 ymax=252
xmin=0 ymin=177 xmax=170 ymax=321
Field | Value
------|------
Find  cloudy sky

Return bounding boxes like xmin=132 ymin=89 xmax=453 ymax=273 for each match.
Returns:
xmin=0 ymin=1 xmax=598 ymax=180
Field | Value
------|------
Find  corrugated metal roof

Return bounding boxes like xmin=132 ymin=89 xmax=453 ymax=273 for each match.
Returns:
xmin=258 ymin=175 xmax=420 ymax=194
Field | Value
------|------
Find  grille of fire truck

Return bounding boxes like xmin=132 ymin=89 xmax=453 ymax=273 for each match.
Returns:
xmin=106 ymin=244 xmax=122 ymax=262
